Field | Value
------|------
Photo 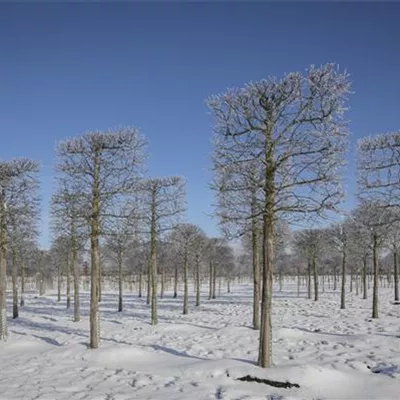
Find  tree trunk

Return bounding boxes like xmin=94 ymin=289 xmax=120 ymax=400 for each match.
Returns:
xmin=252 ymin=213 xmax=260 ymax=329
xmin=57 ymin=262 xmax=61 ymax=302
xmin=98 ymin=260 xmax=102 ymax=303
xmin=313 ymin=253 xmax=318 ymax=302
xmin=66 ymin=251 xmax=71 ymax=309
xmin=208 ymin=261 xmax=213 ymax=300
xmin=355 ymin=267 xmax=359 ymax=296
xmin=138 ymin=263 xmax=142 ymax=298
xmin=195 ymin=254 xmax=200 ymax=306
xmin=150 ymin=187 xmax=158 ymax=325
xmin=146 ymin=270 xmax=151 ymax=305
xmin=0 ymin=189 xmax=7 ymax=340
xmin=72 ymin=239 xmax=80 ymax=322
xmin=90 ymin=150 xmax=100 ymax=349
xmin=258 ymin=127 xmax=275 ymax=369
xmin=160 ymin=262 xmax=164 ymax=299
xmin=20 ymin=263 xmax=25 ymax=307
xmin=183 ymin=248 xmax=188 ymax=315
xmin=350 ymin=264 xmax=353 ymax=293
xmin=394 ymin=250 xmax=399 ymax=302
xmin=307 ymin=259 xmax=312 ymax=299
xmin=212 ymin=261 xmax=216 ymax=299
xmin=173 ymin=263 xmax=178 ymax=298
xmin=12 ymin=249 xmax=18 ymax=319
xmin=297 ymin=267 xmax=300 ymax=297
xmin=363 ymin=256 xmax=367 ymax=300
xmin=333 ymin=264 xmax=337 ymax=291
xmin=118 ymin=248 xmax=123 ymax=312
xmin=340 ymin=247 xmax=346 ymax=309
xmin=39 ymin=253 xmax=45 ymax=296
xmin=258 ymin=210 xmax=274 ymax=368
xmin=372 ymin=234 xmax=379 ymax=319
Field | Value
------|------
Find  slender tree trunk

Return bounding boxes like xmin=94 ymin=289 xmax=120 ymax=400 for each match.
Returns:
xmin=333 ymin=264 xmax=337 ymax=291
xmin=150 ymin=187 xmax=158 ymax=325
xmin=208 ymin=261 xmax=213 ymax=300
xmin=39 ymin=252 xmax=45 ymax=296
xmin=297 ymin=266 xmax=300 ymax=297
xmin=258 ymin=209 xmax=274 ymax=368
xmin=372 ymin=234 xmax=379 ymax=319
xmin=57 ymin=262 xmax=61 ymax=302
xmin=90 ymin=150 xmax=100 ymax=349
xmin=66 ymin=251 xmax=71 ymax=309
xmin=160 ymin=262 xmax=164 ymax=299
xmin=393 ymin=250 xmax=399 ymax=302
xmin=98 ymin=260 xmax=102 ymax=303
xmin=341 ymin=247 xmax=346 ymax=309
xmin=138 ymin=263 xmax=142 ymax=298
xmin=118 ymin=248 xmax=123 ymax=312
xmin=212 ymin=261 xmax=216 ymax=299
xmin=183 ymin=248 xmax=188 ymax=315
xmin=71 ymin=242 xmax=80 ymax=322
xmin=313 ymin=253 xmax=318 ymax=302
xmin=363 ymin=256 xmax=367 ymax=299
xmin=252 ymin=211 xmax=260 ymax=329
xmin=20 ymin=263 xmax=25 ymax=307
xmin=146 ymin=269 xmax=151 ymax=305
xmin=350 ymin=264 xmax=353 ymax=293
xmin=355 ymin=267 xmax=359 ymax=296
xmin=258 ymin=126 xmax=275 ymax=369
xmin=307 ymin=259 xmax=312 ymax=299
xmin=12 ymin=249 xmax=18 ymax=319
xmin=173 ymin=263 xmax=178 ymax=298
xmin=195 ymin=254 xmax=201 ymax=306
xmin=0 ymin=189 xmax=7 ymax=340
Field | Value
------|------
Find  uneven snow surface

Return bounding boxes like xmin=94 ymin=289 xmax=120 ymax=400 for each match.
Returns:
xmin=1 ymin=281 xmax=400 ymax=399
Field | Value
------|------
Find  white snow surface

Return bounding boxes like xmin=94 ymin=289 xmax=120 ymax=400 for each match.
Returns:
xmin=1 ymin=282 xmax=400 ymax=399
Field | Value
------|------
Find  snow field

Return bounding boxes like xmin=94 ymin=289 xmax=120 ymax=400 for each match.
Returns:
xmin=0 ymin=282 xmax=399 ymax=399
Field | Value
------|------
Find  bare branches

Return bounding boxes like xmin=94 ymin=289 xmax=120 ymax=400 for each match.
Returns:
xmin=357 ymin=131 xmax=400 ymax=212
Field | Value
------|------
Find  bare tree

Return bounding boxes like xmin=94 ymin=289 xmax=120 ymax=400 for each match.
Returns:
xmin=51 ymin=179 xmax=87 ymax=321
xmin=104 ymin=200 xmax=141 ymax=312
xmin=352 ymin=202 xmax=391 ymax=318
xmin=0 ymin=159 xmax=40 ymax=340
xmin=208 ymin=63 xmax=350 ymax=367
xmin=55 ymin=127 xmax=146 ymax=348
xmin=8 ymin=194 xmax=39 ymax=319
xmin=329 ymin=221 xmax=351 ymax=309
xmin=294 ymin=228 xmax=323 ymax=302
xmin=388 ymin=219 xmax=400 ymax=301
xmin=169 ymin=223 xmax=206 ymax=314
xmin=357 ymin=132 xmax=400 ymax=302
xmin=140 ymin=177 xmax=185 ymax=325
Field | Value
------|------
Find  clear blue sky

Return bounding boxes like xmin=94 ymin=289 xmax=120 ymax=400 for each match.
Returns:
xmin=1 ymin=3 xmax=399 ymax=248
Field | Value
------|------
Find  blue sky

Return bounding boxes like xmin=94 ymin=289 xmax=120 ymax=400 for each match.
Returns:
xmin=1 ymin=3 xmax=399 ymax=248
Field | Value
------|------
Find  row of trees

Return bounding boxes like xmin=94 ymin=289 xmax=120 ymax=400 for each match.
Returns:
xmin=2 ymin=63 xmax=399 ymax=372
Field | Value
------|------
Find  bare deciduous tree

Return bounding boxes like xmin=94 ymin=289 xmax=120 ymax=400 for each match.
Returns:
xmin=208 ymin=63 xmax=350 ymax=367
xmin=357 ymin=132 xmax=400 ymax=303
xmin=0 ymin=159 xmax=39 ymax=340
xmin=56 ymin=127 xmax=146 ymax=348
xmin=169 ymin=223 xmax=207 ymax=314
xmin=140 ymin=177 xmax=185 ymax=325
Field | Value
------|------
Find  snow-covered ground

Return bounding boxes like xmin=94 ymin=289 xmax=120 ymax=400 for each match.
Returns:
xmin=1 ymin=281 xmax=399 ymax=399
